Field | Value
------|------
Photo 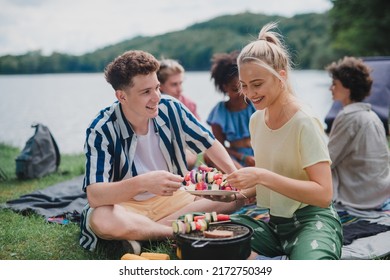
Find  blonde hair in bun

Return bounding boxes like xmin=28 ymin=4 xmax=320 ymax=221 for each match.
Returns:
xmin=238 ymin=22 xmax=293 ymax=93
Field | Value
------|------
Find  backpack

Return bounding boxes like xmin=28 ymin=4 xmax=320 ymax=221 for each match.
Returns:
xmin=15 ymin=123 xmax=61 ymax=179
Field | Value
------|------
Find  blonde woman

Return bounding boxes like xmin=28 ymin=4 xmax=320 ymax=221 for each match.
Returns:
xmin=227 ymin=23 xmax=343 ymax=260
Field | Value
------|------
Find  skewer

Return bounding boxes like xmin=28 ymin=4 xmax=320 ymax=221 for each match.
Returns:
xmin=167 ymin=219 xmax=231 ymax=224
xmin=209 ymin=220 xmax=231 ymax=225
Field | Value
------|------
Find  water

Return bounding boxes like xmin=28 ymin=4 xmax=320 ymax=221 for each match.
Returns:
xmin=0 ymin=70 xmax=333 ymax=154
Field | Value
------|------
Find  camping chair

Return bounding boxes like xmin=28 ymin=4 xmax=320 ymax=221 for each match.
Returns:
xmin=324 ymin=56 xmax=390 ymax=135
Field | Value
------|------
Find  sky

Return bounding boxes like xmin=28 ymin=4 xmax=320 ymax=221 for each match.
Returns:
xmin=0 ymin=0 xmax=332 ymax=56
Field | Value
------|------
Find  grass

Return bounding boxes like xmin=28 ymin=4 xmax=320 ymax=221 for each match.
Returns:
xmin=2 ymin=141 xmax=389 ymax=260
xmin=0 ymin=143 xmax=176 ymax=260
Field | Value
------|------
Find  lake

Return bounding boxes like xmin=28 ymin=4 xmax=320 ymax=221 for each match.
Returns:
xmin=0 ymin=71 xmax=333 ymax=154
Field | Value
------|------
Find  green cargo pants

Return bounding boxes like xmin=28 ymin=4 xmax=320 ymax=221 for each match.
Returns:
xmin=231 ymin=204 xmax=343 ymax=260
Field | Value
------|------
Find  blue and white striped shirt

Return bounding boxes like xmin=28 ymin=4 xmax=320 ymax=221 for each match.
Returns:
xmin=80 ymin=96 xmax=214 ymax=251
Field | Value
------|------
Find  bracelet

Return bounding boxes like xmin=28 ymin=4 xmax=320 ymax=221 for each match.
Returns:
xmin=241 ymin=154 xmax=247 ymax=162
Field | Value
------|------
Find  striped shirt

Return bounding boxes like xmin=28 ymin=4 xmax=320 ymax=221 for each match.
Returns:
xmin=79 ymin=95 xmax=214 ymax=251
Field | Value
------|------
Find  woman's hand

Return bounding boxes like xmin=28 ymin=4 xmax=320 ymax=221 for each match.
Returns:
xmin=227 ymin=167 xmax=261 ymax=189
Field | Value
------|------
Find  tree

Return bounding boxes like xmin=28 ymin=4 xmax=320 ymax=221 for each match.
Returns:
xmin=0 ymin=12 xmax=333 ymax=73
xmin=329 ymin=0 xmax=390 ymax=56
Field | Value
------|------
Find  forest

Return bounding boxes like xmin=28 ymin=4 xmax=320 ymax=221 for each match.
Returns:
xmin=0 ymin=0 xmax=388 ymax=74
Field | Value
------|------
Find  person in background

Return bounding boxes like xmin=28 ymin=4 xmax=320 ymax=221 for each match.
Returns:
xmin=225 ymin=22 xmax=343 ymax=260
xmin=326 ymin=56 xmax=390 ymax=210
xmin=80 ymin=50 xmax=244 ymax=254
xmin=157 ymin=58 xmax=200 ymax=168
xmin=157 ymin=58 xmax=201 ymax=120
xmin=206 ymin=51 xmax=256 ymax=168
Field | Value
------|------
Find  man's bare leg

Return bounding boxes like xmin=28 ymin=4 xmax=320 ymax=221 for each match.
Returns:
xmin=90 ymin=204 xmax=173 ymax=241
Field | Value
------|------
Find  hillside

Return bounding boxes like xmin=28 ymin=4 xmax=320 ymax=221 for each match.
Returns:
xmin=0 ymin=12 xmax=332 ymax=74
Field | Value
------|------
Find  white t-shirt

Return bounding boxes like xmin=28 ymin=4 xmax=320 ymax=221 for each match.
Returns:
xmin=133 ymin=120 xmax=168 ymax=201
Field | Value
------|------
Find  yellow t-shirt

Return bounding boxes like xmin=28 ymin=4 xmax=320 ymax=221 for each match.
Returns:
xmin=250 ymin=107 xmax=331 ymax=218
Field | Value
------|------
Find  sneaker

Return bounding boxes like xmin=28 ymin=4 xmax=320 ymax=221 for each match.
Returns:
xmin=121 ymin=240 xmax=142 ymax=255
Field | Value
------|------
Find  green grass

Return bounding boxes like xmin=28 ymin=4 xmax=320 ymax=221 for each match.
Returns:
xmin=0 ymin=143 xmax=176 ymax=260
xmin=2 ymin=142 xmax=389 ymax=260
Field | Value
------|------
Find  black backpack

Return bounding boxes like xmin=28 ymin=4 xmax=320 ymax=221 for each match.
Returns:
xmin=15 ymin=123 xmax=61 ymax=179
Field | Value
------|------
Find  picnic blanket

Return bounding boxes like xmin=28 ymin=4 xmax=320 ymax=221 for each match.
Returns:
xmin=335 ymin=203 xmax=390 ymax=259
xmin=2 ymin=176 xmax=390 ymax=259
xmin=2 ymin=175 xmax=86 ymax=223
xmin=235 ymin=202 xmax=390 ymax=260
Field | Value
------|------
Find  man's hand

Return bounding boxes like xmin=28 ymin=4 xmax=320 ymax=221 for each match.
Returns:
xmin=138 ymin=170 xmax=183 ymax=196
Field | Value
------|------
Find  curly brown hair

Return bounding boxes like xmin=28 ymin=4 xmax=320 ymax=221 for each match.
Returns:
xmin=326 ymin=56 xmax=373 ymax=102
xmin=104 ymin=50 xmax=160 ymax=90
xmin=210 ymin=50 xmax=239 ymax=94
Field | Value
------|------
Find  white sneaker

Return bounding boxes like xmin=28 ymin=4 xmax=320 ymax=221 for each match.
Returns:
xmin=122 ymin=240 xmax=142 ymax=255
